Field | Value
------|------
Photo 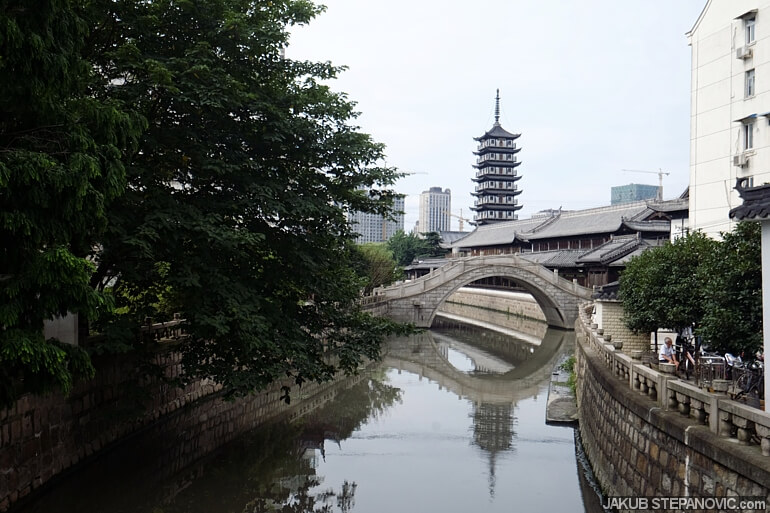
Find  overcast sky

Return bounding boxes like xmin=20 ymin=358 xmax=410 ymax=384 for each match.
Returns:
xmin=288 ymin=0 xmax=707 ymax=232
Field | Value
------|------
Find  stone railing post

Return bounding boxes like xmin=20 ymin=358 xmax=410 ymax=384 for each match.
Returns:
xmin=718 ymin=410 xmax=732 ymax=437
xmin=756 ymin=425 xmax=770 ymax=456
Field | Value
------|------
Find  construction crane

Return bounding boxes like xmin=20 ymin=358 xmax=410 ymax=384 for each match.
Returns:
xmin=444 ymin=209 xmax=474 ymax=232
xmin=621 ymin=168 xmax=670 ymax=201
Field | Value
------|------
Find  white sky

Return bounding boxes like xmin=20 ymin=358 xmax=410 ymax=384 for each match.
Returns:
xmin=288 ymin=0 xmax=707 ymax=232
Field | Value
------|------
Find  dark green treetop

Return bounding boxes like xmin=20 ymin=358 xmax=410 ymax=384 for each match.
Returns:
xmin=88 ymin=0 xmax=403 ymax=399
xmin=698 ymin=222 xmax=762 ymax=354
xmin=620 ymin=232 xmax=717 ymax=335
xmin=0 ymin=0 xmax=142 ymax=404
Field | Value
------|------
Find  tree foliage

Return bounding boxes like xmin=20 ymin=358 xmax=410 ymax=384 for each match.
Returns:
xmin=84 ymin=0 xmax=403 ymax=399
xmin=0 ymin=0 xmax=141 ymax=404
xmin=620 ymin=226 xmax=761 ymax=355
xmin=386 ymin=230 xmax=445 ymax=267
xmin=352 ymin=244 xmax=401 ymax=294
xmin=698 ymin=222 xmax=762 ymax=354
xmin=1 ymin=0 xmax=405 ymax=405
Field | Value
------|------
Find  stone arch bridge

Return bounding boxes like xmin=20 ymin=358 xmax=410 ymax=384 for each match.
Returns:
xmin=362 ymin=255 xmax=593 ymax=329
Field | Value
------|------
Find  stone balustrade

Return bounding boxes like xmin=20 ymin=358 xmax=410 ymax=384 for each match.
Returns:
xmin=578 ymin=300 xmax=770 ymax=458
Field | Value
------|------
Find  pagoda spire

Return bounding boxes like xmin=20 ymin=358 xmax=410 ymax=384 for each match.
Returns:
xmin=494 ymin=89 xmax=500 ymax=126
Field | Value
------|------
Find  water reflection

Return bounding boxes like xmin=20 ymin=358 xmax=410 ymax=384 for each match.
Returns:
xmin=19 ymin=327 xmax=586 ymax=513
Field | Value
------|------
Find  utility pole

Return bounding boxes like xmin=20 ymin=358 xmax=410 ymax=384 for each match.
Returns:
xmin=620 ymin=168 xmax=670 ymax=201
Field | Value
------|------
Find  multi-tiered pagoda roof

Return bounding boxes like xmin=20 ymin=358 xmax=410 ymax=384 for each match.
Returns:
xmin=471 ymin=90 xmax=523 ymax=225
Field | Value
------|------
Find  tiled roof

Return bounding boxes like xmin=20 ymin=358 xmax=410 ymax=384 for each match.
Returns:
xmin=593 ymin=281 xmax=620 ymax=300
xmin=451 ymin=216 xmax=552 ymax=248
xmin=522 ymin=202 xmax=650 ymax=240
xmin=644 ymin=198 xmax=689 ymax=215
xmin=577 ymin=236 xmax=641 ymax=265
xmin=451 ymin=200 xmax=678 ymax=251
xmin=620 ymin=219 xmax=670 ymax=232
xmin=403 ymin=258 xmax=449 ymax=271
xmin=439 ymin=231 xmax=471 ymax=246
xmin=730 ymin=178 xmax=770 ymax=221
xmin=520 ymin=250 xmax=585 ymax=268
xmin=476 ymin=123 xmax=520 ymax=140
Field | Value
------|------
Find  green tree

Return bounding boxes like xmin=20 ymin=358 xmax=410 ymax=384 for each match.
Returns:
xmin=88 ymin=0 xmax=403 ymax=399
xmin=387 ymin=230 xmax=431 ymax=267
xmin=353 ymin=244 xmax=401 ymax=294
xmin=0 ymin=1 xmax=141 ymax=404
xmin=618 ymin=243 xmax=668 ymax=343
xmin=698 ymin=222 xmax=762 ymax=355
xmin=420 ymin=231 xmax=448 ymax=258
xmin=620 ymin=232 xmax=717 ymax=346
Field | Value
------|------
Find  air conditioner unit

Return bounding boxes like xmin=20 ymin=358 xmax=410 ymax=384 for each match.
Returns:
xmin=736 ymin=46 xmax=753 ymax=59
xmin=733 ymin=153 xmax=749 ymax=167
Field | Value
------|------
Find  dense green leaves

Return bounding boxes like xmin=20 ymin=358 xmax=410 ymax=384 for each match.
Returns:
xmin=0 ymin=0 xmax=140 ymax=404
xmin=620 ymin=226 xmax=761 ymax=355
xmin=386 ymin=230 xmax=445 ymax=267
xmin=698 ymin=222 xmax=762 ymax=354
xmin=1 ymin=0 xmax=405 ymax=405
xmin=352 ymin=244 xmax=401 ymax=294
xmin=84 ymin=0 xmax=403 ymax=399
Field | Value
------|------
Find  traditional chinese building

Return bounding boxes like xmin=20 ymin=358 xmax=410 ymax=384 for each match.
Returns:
xmin=471 ymin=90 xmax=523 ymax=225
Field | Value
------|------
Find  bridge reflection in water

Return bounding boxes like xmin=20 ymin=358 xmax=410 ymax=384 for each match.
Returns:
xmin=18 ymin=325 xmax=597 ymax=513
xmin=384 ymin=323 xmax=573 ymax=500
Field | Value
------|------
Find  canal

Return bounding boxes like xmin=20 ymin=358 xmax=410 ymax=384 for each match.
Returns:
xmin=17 ymin=321 xmax=603 ymax=513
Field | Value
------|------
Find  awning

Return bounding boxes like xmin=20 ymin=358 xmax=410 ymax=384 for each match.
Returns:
xmin=735 ymin=9 xmax=758 ymax=20
xmin=734 ymin=113 xmax=757 ymax=123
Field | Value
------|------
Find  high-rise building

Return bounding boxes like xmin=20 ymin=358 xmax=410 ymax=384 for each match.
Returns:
xmin=471 ymin=90 xmax=523 ymax=225
xmin=348 ymin=194 xmax=404 ymax=244
xmin=688 ymin=1 xmax=770 ymax=237
xmin=611 ymin=183 xmax=661 ymax=205
xmin=418 ymin=187 xmax=451 ymax=234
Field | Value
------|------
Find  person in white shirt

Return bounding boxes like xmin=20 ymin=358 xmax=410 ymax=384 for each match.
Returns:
xmin=659 ymin=337 xmax=678 ymax=366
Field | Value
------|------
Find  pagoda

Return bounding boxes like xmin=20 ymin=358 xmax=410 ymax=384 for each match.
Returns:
xmin=471 ymin=90 xmax=522 ymax=225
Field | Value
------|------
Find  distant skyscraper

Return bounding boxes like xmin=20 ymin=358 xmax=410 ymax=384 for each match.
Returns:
xmin=471 ymin=90 xmax=523 ymax=225
xmin=611 ymin=184 xmax=660 ymax=205
xmin=348 ymin=193 xmax=405 ymax=244
xmin=419 ymin=187 xmax=451 ymax=234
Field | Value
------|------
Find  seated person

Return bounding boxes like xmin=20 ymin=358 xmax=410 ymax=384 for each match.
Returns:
xmin=659 ymin=337 xmax=679 ymax=366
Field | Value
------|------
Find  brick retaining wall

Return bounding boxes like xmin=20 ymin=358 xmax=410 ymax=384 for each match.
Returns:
xmin=0 ymin=349 xmax=346 ymax=511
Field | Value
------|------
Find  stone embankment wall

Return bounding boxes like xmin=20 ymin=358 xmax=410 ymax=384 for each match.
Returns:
xmin=0 ymin=349 xmax=347 ymax=511
xmin=443 ymin=288 xmax=546 ymax=322
xmin=439 ymin=288 xmax=547 ymax=340
xmin=575 ymin=303 xmax=770 ymax=506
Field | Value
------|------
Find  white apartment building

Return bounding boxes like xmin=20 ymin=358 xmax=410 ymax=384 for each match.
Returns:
xmin=688 ymin=0 xmax=770 ymax=237
xmin=349 ymin=194 xmax=405 ymax=244
xmin=418 ymin=187 xmax=451 ymax=234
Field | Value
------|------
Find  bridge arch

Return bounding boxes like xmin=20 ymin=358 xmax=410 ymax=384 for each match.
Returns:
xmin=363 ymin=256 xmax=593 ymax=329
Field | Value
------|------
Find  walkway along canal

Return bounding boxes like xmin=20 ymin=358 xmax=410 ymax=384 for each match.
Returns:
xmin=15 ymin=322 xmax=604 ymax=513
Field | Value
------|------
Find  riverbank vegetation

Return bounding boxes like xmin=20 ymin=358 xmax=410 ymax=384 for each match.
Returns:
xmin=619 ymin=223 xmax=761 ymax=355
xmin=0 ymin=0 xmax=406 ymax=406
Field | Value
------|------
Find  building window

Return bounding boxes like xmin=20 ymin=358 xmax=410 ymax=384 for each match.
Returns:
xmin=746 ymin=17 xmax=756 ymax=45
xmin=745 ymin=121 xmax=754 ymax=150
xmin=746 ymin=69 xmax=755 ymax=98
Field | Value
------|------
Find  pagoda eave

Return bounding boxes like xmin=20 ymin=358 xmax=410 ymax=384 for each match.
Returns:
xmin=474 ymin=161 xmax=522 ymax=169
xmin=469 ymin=204 xmax=524 ymax=212
xmin=473 ymin=148 xmax=522 ymax=156
xmin=472 ymin=175 xmax=522 ymax=183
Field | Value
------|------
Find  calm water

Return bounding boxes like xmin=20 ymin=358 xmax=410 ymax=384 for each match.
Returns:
xmin=18 ymin=324 xmax=602 ymax=513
